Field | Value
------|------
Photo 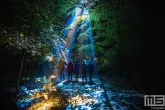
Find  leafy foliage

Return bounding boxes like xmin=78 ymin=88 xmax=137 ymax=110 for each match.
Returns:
xmin=90 ymin=1 xmax=120 ymax=72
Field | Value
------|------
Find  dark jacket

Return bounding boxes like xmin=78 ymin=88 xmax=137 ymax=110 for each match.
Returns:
xmin=82 ymin=62 xmax=86 ymax=73
xmin=76 ymin=62 xmax=80 ymax=72
xmin=67 ymin=62 xmax=73 ymax=71
xmin=89 ymin=63 xmax=94 ymax=72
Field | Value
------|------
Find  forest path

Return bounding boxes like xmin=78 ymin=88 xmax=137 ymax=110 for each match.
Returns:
xmin=57 ymin=78 xmax=145 ymax=110
xmin=15 ymin=77 xmax=145 ymax=110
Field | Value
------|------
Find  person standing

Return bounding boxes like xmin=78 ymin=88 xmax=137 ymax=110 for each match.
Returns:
xmin=60 ymin=61 xmax=64 ymax=81
xmin=89 ymin=61 xmax=94 ymax=82
xmin=73 ymin=60 xmax=76 ymax=76
xmin=67 ymin=60 xmax=73 ymax=81
xmin=82 ymin=60 xmax=87 ymax=82
xmin=86 ymin=61 xmax=89 ymax=81
xmin=63 ymin=62 xmax=67 ymax=80
xmin=60 ymin=61 xmax=67 ymax=81
xmin=75 ymin=60 xmax=80 ymax=81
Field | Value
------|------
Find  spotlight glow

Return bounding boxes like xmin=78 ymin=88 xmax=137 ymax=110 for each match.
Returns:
xmin=28 ymin=98 xmax=63 ymax=110
xmin=48 ymin=56 xmax=54 ymax=62
xmin=49 ymin=75 xmax=56 ymax=79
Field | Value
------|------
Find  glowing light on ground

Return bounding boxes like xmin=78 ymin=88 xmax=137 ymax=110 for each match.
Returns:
xmin=49 ymin=74 xmax=56 ymax=79
xmin=68 ymin=95 xmax=99 ymax=106
xmin=16 ymin=75 xmax=67 ymax=109
xmin=28 ymin=97 xmax=63 ymax=110
xmin=16 ymin=76 xmax=144 ymax=110
xmin=57 ymin=79 xmax=107 ymax=109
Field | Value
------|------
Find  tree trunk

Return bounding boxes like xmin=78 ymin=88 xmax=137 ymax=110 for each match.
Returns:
xmin=16 ymin=51 xmax=26 ymax=92
xmin=23 ymin=55 xmax=27 ymax=84
xmin=116 ymin=0 xmax=120 ymax=42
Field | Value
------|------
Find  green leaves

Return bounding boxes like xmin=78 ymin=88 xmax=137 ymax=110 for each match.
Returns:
xmin=77 ymin=28 xmax=91 ymax=41
xmin=89 ymin=0 xmax=121 ymax=72
xmin=78 ymin=44 xmax=92 ymax=52
xmin=0 ymin=0 xmax=68 ymax=58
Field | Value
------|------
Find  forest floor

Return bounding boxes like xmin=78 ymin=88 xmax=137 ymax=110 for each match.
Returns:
xmin=57 ymin=78 xmax=145 ymax=110
xmin=2 ymin=76 xmax=147 ymax=110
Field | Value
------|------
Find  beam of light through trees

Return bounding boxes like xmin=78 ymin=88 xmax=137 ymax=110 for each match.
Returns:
xmin=56 ymin=7 xmax=83 ymax=79
xmin=87 ymin=9 xmax=97 ymax=77
xmin=78 ymin=7 xmax=97 ymax=77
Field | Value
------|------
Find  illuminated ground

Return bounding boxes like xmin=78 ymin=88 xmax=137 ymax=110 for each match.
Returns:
xmin=57 ymin=79 xmax=107 ymax=110
xmin=57 ymin=78 xmax=144 ymax=110
xmin=15 ymin=76 xmax=145 ymax=110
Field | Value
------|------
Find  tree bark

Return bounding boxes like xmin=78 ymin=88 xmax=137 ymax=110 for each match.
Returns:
xmin=23 ymin=55 xmax=27 ymax=84
xmin=16 ymin=50 xmax=26 ymax=92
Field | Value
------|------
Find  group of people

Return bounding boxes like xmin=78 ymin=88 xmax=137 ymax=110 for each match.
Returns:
xmin=60 ymin=59 xmax=94 ymax=82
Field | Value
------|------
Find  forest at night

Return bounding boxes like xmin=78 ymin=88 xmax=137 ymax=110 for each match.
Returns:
xmin=0 ymin=0 xmax=164 ymax=109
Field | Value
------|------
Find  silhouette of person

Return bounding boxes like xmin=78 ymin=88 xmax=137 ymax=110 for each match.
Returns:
xmin=82 ymin=60 xmax=87 ymax=82
xmin=73 ymin=60 xmax=76 ymax=75
xmin=67 ymin=60 xmax=73 ymax=81
xmin=60 ymin=61 xmax=66 ymax=81
xmin=89 ymin=61 xmax=94 ymax=82
xmin=75 ymin=60 xmax=80 ymax=81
